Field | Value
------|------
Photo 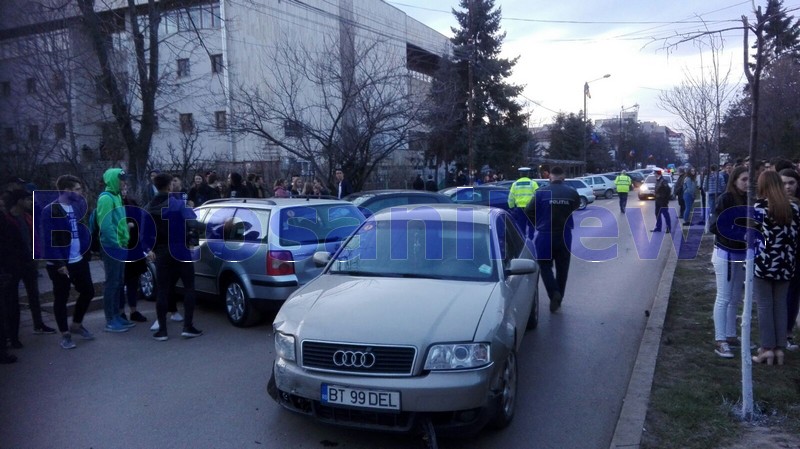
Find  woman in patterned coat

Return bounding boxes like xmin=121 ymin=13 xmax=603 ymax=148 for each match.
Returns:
xmin=752 ymin=170 xmax=800 ymax=365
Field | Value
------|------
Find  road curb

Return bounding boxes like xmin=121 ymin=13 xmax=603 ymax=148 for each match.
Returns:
xmin=609 ymin=241 xmax=678 ymax=449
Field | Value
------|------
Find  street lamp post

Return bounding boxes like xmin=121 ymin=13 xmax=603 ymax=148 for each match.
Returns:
xmin=583 ymin=74 xmax=611 ymax=171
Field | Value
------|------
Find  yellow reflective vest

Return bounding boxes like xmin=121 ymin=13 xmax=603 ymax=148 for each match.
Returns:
xmin=507 ymin=177 xmax=539 ymax=208
xmin=614 ymin=174 xmax=632 ymax=193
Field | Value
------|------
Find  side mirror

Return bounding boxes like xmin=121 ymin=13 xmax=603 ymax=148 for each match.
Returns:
xmin=313 ymin=251 xmax=331 ymax=267
xmin=505 ymin=258 xmax=537 ymax=276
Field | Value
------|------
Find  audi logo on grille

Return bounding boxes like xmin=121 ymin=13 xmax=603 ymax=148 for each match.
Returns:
xmin=333 ymin=350 xmax=376 ymax=368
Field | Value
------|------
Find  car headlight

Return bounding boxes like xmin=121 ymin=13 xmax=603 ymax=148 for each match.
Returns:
xmin=275 ymin=332 xmax=296 ymax=362
xmin=424 ymin=343 xmax=490 ymax=370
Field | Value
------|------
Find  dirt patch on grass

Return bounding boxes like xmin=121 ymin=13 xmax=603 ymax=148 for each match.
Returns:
xmin=641 ymin=234 xmax=800 ymax=449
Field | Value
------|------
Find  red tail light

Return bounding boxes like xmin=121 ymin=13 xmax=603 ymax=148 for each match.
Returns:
xmin=267 ymin=250 xmax=295 ymax=276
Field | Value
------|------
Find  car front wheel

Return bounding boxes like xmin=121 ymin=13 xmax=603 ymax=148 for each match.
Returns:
xmin=578 ymin=197 xmax=588 ymax=210
xmin=139 ymin=261 xmax=156 ymax=301
xmin=605 ymin=189 xmax=614 ymax=199
xmin=224 ymin=279 xmax=262 ymax=327
xmin=489 ymin=349 xmax=518 ymax=429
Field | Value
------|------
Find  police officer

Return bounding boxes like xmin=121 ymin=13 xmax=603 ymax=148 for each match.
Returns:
xmin=525 ymin=166 xmax=580 ymax=313
xmin=614 ymin=170 xmax=633 ymax=213
xmin=507 ymin=167 xmax=538 ymax=238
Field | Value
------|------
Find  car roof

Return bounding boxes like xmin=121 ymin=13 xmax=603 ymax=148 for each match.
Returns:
xmin=370 ymin=203 xmax=497 ymax=224
xmin=197 ymin=197 xmax=353 ymax=210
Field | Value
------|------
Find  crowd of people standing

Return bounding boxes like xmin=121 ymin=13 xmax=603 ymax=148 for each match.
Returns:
xmin=0 ymin=166 xmax=355 ymax=363
xmin=706 ymin=157 xmax=800 ymax=365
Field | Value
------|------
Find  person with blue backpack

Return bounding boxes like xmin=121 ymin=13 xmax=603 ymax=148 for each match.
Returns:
xmin=95 ymin=168 xmax=137 ymax=333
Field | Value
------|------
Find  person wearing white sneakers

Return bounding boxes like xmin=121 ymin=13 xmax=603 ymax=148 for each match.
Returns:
xmin=144 ymin=174 xmax=202 ymax=341
xmin=150 ymin=311 xmax=183 ymax=332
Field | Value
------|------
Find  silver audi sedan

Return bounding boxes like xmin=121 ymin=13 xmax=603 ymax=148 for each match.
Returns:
xmin=268 ymin=204 xmax=539 ymax=436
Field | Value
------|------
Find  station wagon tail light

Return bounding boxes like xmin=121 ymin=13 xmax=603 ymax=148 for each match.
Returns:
xmin=424 ymin=343 xmax=490 ymax=370
xmin=267 ymin=250 xmax=295 ymax=276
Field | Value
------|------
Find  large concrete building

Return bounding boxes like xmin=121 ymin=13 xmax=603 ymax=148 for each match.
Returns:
xmin=0 ymin=0 xmax=449 ymax=186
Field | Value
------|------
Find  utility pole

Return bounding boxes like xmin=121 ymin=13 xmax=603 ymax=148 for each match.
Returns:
xmin=467 ymin=0 xmax=475 ymax=176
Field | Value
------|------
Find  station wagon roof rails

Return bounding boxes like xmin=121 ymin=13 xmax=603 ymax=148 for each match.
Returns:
xmin=201 ymin=198 xmax=276 ymax=206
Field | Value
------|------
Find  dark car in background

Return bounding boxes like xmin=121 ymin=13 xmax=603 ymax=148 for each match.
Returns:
xmin=344 ymin=190 xmax=453 ymax=218
xmin=439 ymin=185 xmax=511 ymax=211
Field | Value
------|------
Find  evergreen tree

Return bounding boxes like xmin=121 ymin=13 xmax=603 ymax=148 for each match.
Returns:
xmin=449 ymin=0 xmax=528 ymax=174
xmin=763 ymin=0 xmax=800 ymax=62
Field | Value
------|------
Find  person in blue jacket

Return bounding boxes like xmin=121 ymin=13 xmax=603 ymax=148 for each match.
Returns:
xmin=42 ymin=175 xmax=96 ymax=349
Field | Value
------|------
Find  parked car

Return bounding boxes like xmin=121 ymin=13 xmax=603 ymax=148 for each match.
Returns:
xmin=600 ymin=172 xmax=644 ymax=190
xmin=562 ymin=178 xmax=595 ymax=210
xmin=439 ymin=185 xmax=511 ymax=211
xmin=638 ymin=175 xmax=675 ymax=200
xmin=344 ymin=189 xmax=453 ymax=218
xmin=268 ymin=204 xmax=539 ymax=436
xmin=581 ymin=175 xmax=617 ymax=199
xmin=189 ymin=198 xmax=365 ymax=327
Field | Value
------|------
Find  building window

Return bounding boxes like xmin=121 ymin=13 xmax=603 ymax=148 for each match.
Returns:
xmin=177 ymin=58 xmax=190 ymax=77
xmin=28 ymin=124 xmax=39 ymax=142
xmin=26 ymin=78 xmax=36 ymax=94
xmin=54 ymin=122 xmax=66 ymax=139
xmin=210 ymin=54 xmax=223 ymax=74
xmin=52 ymin=72 xmax=65 ymax=90
xmin=179 ymin=113 xmax=194 ymax=133
xmin=214 ymin=111 xmax=226 ymax=129
xmin=0 ymin=81 xmax=10 ymax=97
xmin=284 ymin=119 xmax=303 ymax=138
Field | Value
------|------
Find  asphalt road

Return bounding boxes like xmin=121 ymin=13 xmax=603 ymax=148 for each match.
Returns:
xmin=0 ymin=197 xmax=679 ymax=449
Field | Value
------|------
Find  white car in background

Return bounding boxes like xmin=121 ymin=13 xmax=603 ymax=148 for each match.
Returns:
xmin=581 ymin=175 xmax=617 ymax=199
xmin=532 ymin=179 xmax=595 ymax=210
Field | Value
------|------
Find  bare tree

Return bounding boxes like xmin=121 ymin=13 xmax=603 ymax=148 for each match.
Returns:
xmin=228 ymin=31 xmax=421 ymax=193
xmin=659 ymin=1 xmax=791 ymax=422
xmin=658 ymin=31 xmax=736 ymax=173
xmin=75 ymin=0 xmax=161 ymax=189
xmin=155 ymin=126 xmax=206 ymax=182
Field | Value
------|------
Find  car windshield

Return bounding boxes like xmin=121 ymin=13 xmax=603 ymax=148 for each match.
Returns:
xmin=279 ymin=204 xmax=364 ymax=246
xmin=329 ymin=218 xmax=496 ymax=281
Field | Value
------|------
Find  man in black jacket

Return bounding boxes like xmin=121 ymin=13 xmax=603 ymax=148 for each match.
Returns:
xmin=335 ymin=168 xmax=353 ymax=199
xmin=651 ymin=170 xmax=673 ymax=233
xmin=41 ymin=175 xmax=96 ymax=349
xmin=145 ymin=173 xmax=202 ymax=341
xmin=525 ymin=166 xmax=580 ymax=313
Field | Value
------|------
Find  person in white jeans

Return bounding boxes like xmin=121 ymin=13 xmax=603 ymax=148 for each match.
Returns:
xmin=712 ymin=247 xmax=745 ymax=354
xmin=709 ymin=166 xmax=748 ymax=358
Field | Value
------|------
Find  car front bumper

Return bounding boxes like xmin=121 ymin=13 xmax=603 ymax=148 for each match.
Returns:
xmin=268 ymin=358 xmax=499 ymax=433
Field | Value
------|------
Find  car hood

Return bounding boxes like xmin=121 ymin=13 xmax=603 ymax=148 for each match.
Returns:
xmin=276 ymin=275 xmax=497 ymax=344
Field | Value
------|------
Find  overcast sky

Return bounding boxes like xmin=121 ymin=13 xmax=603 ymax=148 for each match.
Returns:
xmin=389 ymin=0 xmax=797 ymax=130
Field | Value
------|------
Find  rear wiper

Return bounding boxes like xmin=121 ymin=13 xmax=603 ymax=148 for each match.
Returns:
xmin=331 ymin=270 xmax=388 ymax=277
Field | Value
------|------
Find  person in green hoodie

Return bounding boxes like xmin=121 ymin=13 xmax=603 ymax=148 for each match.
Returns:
xmin=97 ymin=168 xmax=136 ymax=333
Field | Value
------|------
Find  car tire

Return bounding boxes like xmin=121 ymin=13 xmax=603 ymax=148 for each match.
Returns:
xmin=224 ymin=278 xmax=262 ymax=327
xmin=526 ymin=287 xmax=539 ymax=331
xmin=604 ymin=189 xmax=614 ymax=199
xmin=578 ymin=197 xmax=588 ymax=210
xmin=139 ymin=261 xmax=157 ymax=302
xmin=489 ymin=349 xmax=518 ymax=429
